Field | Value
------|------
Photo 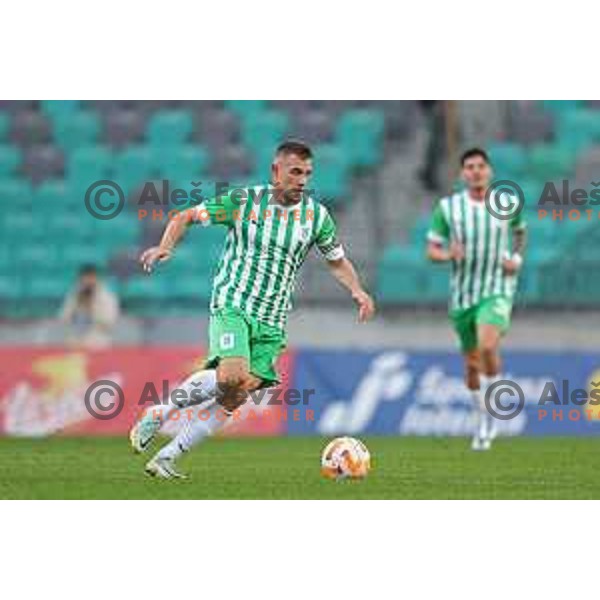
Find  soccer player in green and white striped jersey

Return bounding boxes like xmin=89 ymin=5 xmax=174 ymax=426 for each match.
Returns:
xmin=427 ymin=148 xmax=527 ymax=451
xmin=130 ymin=140 xmax=375 ymax=478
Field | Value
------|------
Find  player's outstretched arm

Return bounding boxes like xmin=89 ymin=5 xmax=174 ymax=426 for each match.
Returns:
xmin=140 ymin=208 xmax=195 ymax=273
xmin=326 ymin=257 xmax=375 ymax=323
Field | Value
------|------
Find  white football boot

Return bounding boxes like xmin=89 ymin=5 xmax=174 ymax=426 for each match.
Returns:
xmin=145 ymin=456 xmax=187 ymax=480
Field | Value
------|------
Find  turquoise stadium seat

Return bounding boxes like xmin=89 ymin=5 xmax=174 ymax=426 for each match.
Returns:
xmin=558 ymin=109 xmax=600 ymax=145
xmin=377 ymin=245 xmax=426 ymax=304
xmin=93 ymin=217 xmax=140 ymax=248
xmin=241 ymin=110 xmax=290 ymax=153
xmin=15 ymin=242 xmax=61 ymax=266
xmin=151 ymin=144 xmax=209 ymax=181
xmin=53 ymin=111 xmax=101 ymax=149
xmin=0 ymin=178 xmax=32 ymax=209
xmin=33 ymin=179 xmax=72 ymax=209
xmin=25 ymin=275 xmax=68 ymax=301
xmin=147 ymin=111 xmax=194 ymax=145
xmin=423 ymin=267 xmax=450 ymax=302
xmin=0 ymin=274 xmax=24 ymax=301
xmin=540 ymin=100 xmax=582 ymax=114
xmin=68 ymin=145 xmax=113 ymax=184
xmin=114 ymin=145 xmax=155 ymax=193
xmin=60 ymin=244 xmax=110 ymax=271
xmin=0 ymin=112 xmax=9 ymax=141
xmin=311 ymin=144 xmax=351 ymax=201
xmin=0 ymin=145 xmax=21 ymax=176
xmin=487 ymin=142 xmax=528 ymax=179
xmin=170 ymin=273 xmax=212 ymax=303
xmin=336 ymin=109 xmax=385 ymax=168
xmin=124 ymin=275 xmax=172 ymax=302
xmin=528 ymin=144 xmax=574 ymax=181
xmin=40 ymin=100 xmax=82 ymax=120
xmin=410 ymin=216 xmax=432 ymax=247
xmin=225 ymin=100 xmax=268 ymax=120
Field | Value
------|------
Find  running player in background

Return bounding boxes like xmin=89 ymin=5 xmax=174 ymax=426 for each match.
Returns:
xmin=427 ymin=148 xmax=527 ymax=451
xmin=130 ymin=140 xmax=375 ymax=478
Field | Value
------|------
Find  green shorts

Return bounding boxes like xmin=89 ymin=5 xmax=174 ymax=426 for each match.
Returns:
xmin=450 ymin=296 xmax=513 ymax=353
xmin=205 ymin=307 xmax=287 ymax=388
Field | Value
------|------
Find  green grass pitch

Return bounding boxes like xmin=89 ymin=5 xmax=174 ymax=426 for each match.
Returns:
xmin=0 ymin=436 xmax=599 ymax=499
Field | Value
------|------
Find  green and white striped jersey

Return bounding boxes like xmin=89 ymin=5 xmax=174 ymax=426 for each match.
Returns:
xmin=189 ymin=184 xmax=344 ymax=330
xmin=427 ymin=191 xmax=527 ymax=312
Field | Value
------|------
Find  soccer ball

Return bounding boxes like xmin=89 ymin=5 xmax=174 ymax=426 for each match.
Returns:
xmin=321 ymin=437 xmax=371 ymax=480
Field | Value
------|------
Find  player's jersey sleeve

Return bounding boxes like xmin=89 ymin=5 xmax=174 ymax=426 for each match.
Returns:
xmin=427 ymin=200 xmax=451 ymax=244
xmin=314 ymin=204 xmax=345 ymax=261
xmin=187 ymin=191 xmax=242 ymax=227
xmin=510 ymin=206 xmax=527 ymax=230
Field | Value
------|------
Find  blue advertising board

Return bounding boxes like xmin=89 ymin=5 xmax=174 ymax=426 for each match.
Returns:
xmin=288 ymin=349 xmax=600 ymax=436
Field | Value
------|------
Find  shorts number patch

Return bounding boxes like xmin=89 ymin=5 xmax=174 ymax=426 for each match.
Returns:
xmin=220 ymin=332 xmax=235 ymax=350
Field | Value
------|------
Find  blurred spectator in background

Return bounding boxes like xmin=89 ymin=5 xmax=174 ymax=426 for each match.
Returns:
xmin=418 ymin=100 xmax=446 ymax=192
xmin=60 ymin=264 xmax=120 ymax=349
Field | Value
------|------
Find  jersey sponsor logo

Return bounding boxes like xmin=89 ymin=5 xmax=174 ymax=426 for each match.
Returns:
xmin=220 ymin=333 xmax=235 ymax=350
xmin=299 ymin=225 xmax=311 ymax=242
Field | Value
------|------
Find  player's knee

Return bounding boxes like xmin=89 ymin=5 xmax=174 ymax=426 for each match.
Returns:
xmin=479 ymin=343 xmax=497 ymax=364
xmin=216 ymin=361 xmax=249 ymax=391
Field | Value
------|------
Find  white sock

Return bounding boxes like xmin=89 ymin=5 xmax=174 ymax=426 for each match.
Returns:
xmin=157 ymin=369 xmax=221 ymax=425
xmin=470 ymin=388 xmax=488 ymax=439
xmin=157 ymin=400 xmax=231 ymax=460
xmin=480 ymin=374 xmax=502 ymax=437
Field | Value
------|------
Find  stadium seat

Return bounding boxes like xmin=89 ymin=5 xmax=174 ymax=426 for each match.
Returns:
xmin=170 ymin=273 xmax=212 ymax=302
xmin=0 ymin=274 xmax=23 ymax=301
xmin=487 ymin=142 xmax=528 ymax=179
xmin=224 ymin=100 xmax=268 ymax=120
xmin=310 ymin=144 xmax=351 ymax=201
xmin=0 ymin=243 xmax=12 ymax=274
xmin=33 ymin=179 xmax=71 ymax=206
xmin=25 ymin=275 xmax=69 ymax=301
xmin=147 ymin=111 xmax=194 ymax=146
xmin=528 ymin=144 xmax=574 ymax=181
xmin=68 ymin=145 xmax=113 ymax=182
xmin=0 ymin=178 xmax=32 ymax=208
xmin=53 ymin=111 xmax=101 ymax=149
xmin=336 ymin=109 xmax=385 ymax=168
xmin=0 ymin=112 xmax=9 ymax=141
xmin=123 ymin=275 xmax=173 ymax=302
xmin=151 ymin=144 xmax=210 ymax=181
xmin=241 ymin=110 xmax=291 ymax=152
xmin=377 ymin=244 xmax=426 ymax=303
xmin=114 ymin=145 xmax=155 ymax=193
xmin=93 ymin=217 xmax=140 ymax=248
xmin=14 ymin=241 xmax=58 ymax=271
xmin=423 ymin=267 xmax=450 ymax=302
xmin=40 ymin=100 xmax=82 ymax=120
xmin=558 ymin=109 xmax=600 ymax=146
xmin=0 ymin=145 xmax=21 ymax=175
